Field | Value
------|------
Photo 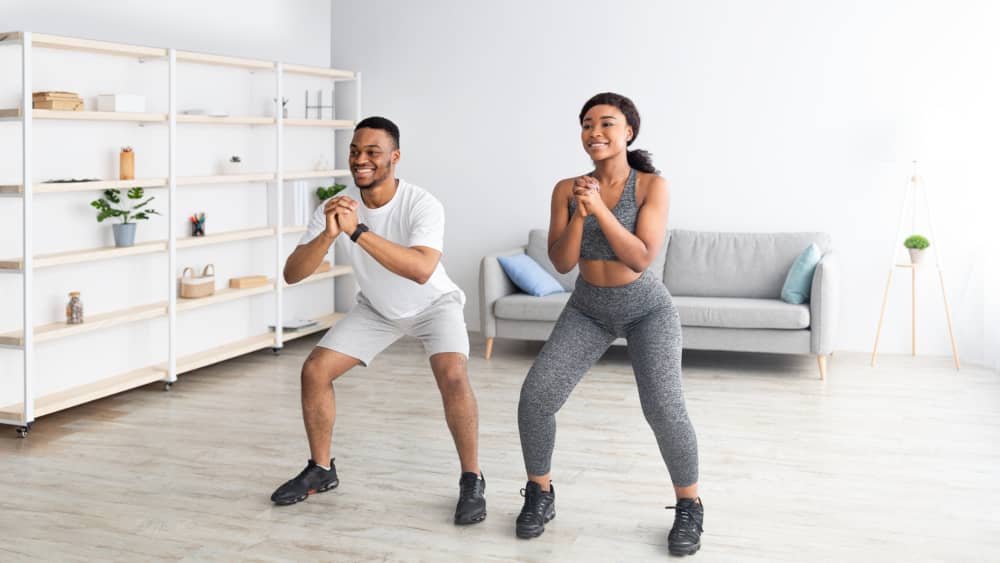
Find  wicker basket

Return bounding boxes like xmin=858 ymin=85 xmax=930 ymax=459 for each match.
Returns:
xmin=180 ymin=264 xmax=215 ymax=298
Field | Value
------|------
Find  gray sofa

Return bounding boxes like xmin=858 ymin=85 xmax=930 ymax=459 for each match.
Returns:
xmin=479 ymin=229 xmax=838 ymax=378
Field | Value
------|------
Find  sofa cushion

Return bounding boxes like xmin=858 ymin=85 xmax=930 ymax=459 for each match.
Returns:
xmin=780 ymin=243 xmax=822 ymax=304
xmin=494 ymin=292 xmax=571 ymax=321
xmin=527 ymin=229 xmax=578 ymax=291
xmin=664 ymin=230 xmax=831 ymax=298
xmin=672 ymin=296 xmax=810 ymax=329
xmin=497 ymin=254 xmax=565 ymax=297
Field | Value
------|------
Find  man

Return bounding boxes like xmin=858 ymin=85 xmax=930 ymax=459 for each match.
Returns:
xmin=270 ymin=117 xmax=486 ymax=525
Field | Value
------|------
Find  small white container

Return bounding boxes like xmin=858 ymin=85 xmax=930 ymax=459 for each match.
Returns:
xmin=221 ymin=159 xmax=245 ymax=175
xmin=97 ymin=94 xmax=146 ymax=113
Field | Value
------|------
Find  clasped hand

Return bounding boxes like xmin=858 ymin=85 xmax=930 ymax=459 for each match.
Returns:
xmin=323 ymin=196 xmax=360 ymax=237
xmin=573 ymin=175 xmax=604 ymax=218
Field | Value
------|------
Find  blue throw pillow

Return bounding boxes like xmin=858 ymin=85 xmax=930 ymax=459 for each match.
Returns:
xmin=781 ymin=243 xmax=822 ymax=304
xmin=497 ymin=254 xmax=565 ymax=297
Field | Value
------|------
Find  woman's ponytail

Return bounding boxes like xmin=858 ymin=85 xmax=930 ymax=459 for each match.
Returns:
xmin=626 ymin=148 xmax=658 ymax=174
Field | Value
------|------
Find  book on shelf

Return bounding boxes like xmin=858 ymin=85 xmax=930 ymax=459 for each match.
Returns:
xmin=32 ymin=91 xmax=83 ymax=111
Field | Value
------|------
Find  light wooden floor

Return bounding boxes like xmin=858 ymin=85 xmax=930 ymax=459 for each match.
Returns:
xmin=2 ymin=334 xmax=998 ymax=562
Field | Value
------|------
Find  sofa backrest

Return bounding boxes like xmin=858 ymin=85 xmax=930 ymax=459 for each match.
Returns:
xmin=663 ymin=230 xmax=831 ymax=298
xmin=527 ymin=228 xmax=672 ymax=290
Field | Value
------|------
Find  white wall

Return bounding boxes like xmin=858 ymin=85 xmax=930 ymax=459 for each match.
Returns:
xmin=0 ymin=0 xmax=332 ymax=67
xmin=0 ymin=0 xmax=339 ymax=403
xmin=331 ymin=0 xmax=999 ymax=367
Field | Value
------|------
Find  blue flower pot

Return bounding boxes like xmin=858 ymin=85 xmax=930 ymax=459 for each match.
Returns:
xmin=112 ymin=223 xmax=136 ymax=247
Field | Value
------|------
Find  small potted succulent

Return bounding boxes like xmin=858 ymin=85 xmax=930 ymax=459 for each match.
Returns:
xmin=904 ymin=234 xmax=930 ymax=264
xmin=222 ymin=154 xmax=244 ymax=175
xmin=90 ymin=188 xmax=160 ymax=247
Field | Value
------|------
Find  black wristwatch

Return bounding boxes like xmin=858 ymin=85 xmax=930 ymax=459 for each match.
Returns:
xmin=350 ymin=223 xmax=369 ymax=243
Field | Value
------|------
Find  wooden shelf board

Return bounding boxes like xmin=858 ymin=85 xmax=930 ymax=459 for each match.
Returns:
xmin=176 ymin=50 xmax=274 ymax=70
xmin=177 ymin=283 xmax=276 ymax=312
xmin=282 ymin=63 xmax=355 ymax=80
xmin=3 ymin=174 xmax=279 ymax=193
xmin=0 ymin=32 xmax=21 ymax=46
xmin=282 ymin=313 xmax=345 ymax=343
xmin=283 ymin=169 xmax=351 ymax=180
xmin=176 ymin=227 xmax=275 ymax=249
xmin=32 ymin=32 xmax=166 ymax=58
xmin=172 ymin=334 xmax=276 ymax=375
xmin=285 ymin=267 xmax=353 ymax=287
xmin=176 ymin=173 xmax=275 ymax=186
xmin=283 ymin=118 xmax=354 ymax=128
xmin=0 ymin=240 xmax=167 ymax=271
xmin=0 ymin=366 xmax=167 ymax=420
xmin=0 ymin=303 xmax=167 ymax=347
xmin=36 ymin=366 xmax=166 ymax=417
xmin=177 ymin=114 xmax=274 ymax=125
xmin=0 ymin=408 xmax=23 ymax=424
xmin=0 ymin=177 xmax=167 ymax=195
xmin=0 ymin=109 xmax=168 ymax=122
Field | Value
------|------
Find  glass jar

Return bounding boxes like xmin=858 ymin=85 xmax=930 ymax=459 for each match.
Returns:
xmin=66 ymin=292 xmax=84 ymax=325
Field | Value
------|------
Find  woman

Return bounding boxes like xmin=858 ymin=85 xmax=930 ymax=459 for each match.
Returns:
xmin=515 ymin=92 xmax=703 ymax=556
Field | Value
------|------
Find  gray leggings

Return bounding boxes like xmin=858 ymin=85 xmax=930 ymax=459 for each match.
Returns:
xmin=518 ymin=270 xmax=699 ymax=486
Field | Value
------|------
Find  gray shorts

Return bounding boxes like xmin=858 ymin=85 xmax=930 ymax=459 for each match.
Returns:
xmin=317 ymin=291 xmax=469 ymax=366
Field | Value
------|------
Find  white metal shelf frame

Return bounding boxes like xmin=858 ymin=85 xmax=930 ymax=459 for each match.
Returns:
xmin=0 ymin=31 xmax=360 ymax=433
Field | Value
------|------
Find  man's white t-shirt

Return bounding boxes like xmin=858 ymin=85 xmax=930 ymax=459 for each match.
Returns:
xmin=299 ymin=179 xmax=464 ymax=319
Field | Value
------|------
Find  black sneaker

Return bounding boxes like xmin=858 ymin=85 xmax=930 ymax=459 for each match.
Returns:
xmin=454 ymin=472 xmax=487 ymax=525
xmin=270 ymin=459 xmax=339 ymax=505
xmin=515 ymin=481 xmax=555 ymax=539
xmin=667 ymin=497 xmax=704 ymax=556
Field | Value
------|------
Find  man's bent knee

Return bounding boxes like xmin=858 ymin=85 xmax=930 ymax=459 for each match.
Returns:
xmin=301 ymin=348 xmax=359 ymax=385
xmin=430 ymin=353 xmax=470 ymax=393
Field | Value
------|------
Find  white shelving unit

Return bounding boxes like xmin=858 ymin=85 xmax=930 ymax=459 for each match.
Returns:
xmin=0 ymin=31 xmax=360 ymax=437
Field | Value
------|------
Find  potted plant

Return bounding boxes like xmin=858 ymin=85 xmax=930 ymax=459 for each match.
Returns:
xmin=316 ymin=182 xmax=347 ymax=201
xmin=904 ymin=234 xmax=930 ymax=264
xmin=90 ymin=187 xmax=160 ymax=247
xmin=223 ymin=154 xmax=243 ymax=175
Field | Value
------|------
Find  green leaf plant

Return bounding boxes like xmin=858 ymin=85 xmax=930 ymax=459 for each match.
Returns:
xmin=316 ymin=182 xmax=347 ymax=201
xmin=903 ymin=234 xmax=930 ymax=250
xmin=90 ymin=187 xmax=161 ymax=224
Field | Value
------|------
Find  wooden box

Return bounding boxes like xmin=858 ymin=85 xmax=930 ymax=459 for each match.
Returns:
xmin=229 ymin=275 xmax=268 ymax=289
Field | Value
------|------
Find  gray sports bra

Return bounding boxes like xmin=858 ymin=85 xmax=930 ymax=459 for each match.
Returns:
xmin=568 ymin=168 xmax=639 ymax=261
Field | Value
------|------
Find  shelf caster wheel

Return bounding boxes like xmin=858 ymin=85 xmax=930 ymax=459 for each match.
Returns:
xmin=271 ymin=347 xmax=281 ymax=356
xmin=164 ymin=382 xmax=173 ymax=391
xmin=16 ymin=423 xmax=32 ymax=438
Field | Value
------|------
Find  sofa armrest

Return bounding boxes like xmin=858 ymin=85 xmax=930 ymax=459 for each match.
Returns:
xmin=479 ymin=246 xmax=526 ymax=337
xmin=810 ymin=250 xmax=839 ymax=355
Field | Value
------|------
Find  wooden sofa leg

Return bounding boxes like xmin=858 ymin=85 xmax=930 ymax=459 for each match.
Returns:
xmin=817 ymin=355 xmax=827 ymax=380
xmin=485 ymin=338 xmax=494 ymax=360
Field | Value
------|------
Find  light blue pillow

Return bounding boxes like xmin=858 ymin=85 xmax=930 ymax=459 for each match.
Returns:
xmin=497 ymin=254 xmax=565 ymax=297
xmin=781 ymin=243 xmax=822 ymax=304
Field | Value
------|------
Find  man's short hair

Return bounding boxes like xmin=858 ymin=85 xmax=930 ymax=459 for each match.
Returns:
xmin=355 ymin=116 xmax=400 ymax=149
